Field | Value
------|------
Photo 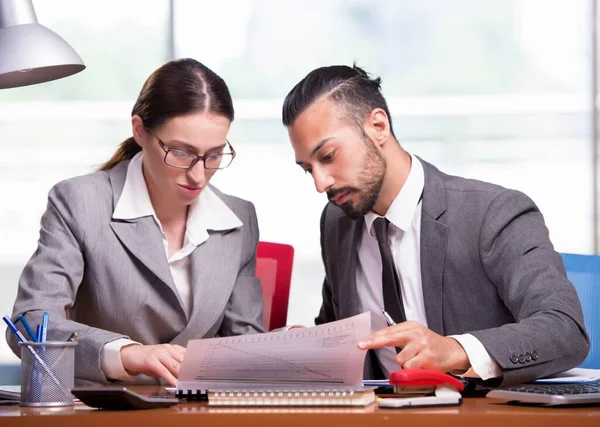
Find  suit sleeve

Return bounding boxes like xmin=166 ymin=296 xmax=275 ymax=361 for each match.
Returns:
xmin=218 ymin=201 xmax=265 ymax=336
xmin=5 ymin=182 xmax=129 ymax=384
xmin=315 ymin=204 xmax=336 ymax=326
xmin=470 ymin=189 xmax=589 ymax=386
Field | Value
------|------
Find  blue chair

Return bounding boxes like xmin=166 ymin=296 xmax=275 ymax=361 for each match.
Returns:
xmin=561 ymin=253 xmax=600 ymax=368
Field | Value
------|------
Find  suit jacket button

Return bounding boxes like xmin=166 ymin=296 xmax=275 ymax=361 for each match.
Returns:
xmin=531 ymin=350 xmax=538 ymax=360
xmin=525 ymin=352 xmax=532 ymax=362
xmin=518 ymin=354 xmax=525 ymax=363
xmin=510 ymin=354 xmax=519 ymax=364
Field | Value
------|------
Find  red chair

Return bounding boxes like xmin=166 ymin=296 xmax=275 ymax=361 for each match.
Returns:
xmin=256 ymin=241 xmax=294 ymax=331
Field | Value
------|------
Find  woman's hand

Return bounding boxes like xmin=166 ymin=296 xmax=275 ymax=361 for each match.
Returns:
xmin=120 ymin=344 xmax=186 ymax=386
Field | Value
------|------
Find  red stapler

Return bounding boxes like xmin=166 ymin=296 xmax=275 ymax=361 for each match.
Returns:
xmin=378 ymin=368 xmax=464 ymax=408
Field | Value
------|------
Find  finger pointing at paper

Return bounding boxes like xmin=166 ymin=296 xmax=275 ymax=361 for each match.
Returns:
xmin=357 ymin=321 xmax=470 ymax=373
xmin=120 ymin=344 xmax=187 ymax=386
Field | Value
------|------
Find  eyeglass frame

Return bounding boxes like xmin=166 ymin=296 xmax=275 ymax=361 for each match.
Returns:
xmin=147 ymin=128 xmax=236 ymax=170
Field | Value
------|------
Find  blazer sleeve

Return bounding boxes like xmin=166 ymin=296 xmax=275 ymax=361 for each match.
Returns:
xmin=315 ymin=204 xmax=336 ymax=326
xmin=217 ymin=201 xmax=265 ymax=336
xmin=470 ymin=189 xmax=590 ymax=386
xmin=5 ymin=182 xmax=128 ymax=384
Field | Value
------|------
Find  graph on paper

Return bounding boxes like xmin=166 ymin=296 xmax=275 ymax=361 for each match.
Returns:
xmin=178 ymin=312 xmax=371 ymax=390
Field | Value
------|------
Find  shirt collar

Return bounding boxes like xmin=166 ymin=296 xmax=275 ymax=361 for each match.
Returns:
xmin=364 ymin=152 xmax=424 ymax=235
xmin=113 ymin=152 xmax=243 ymax=245
xmin=113 ymin=151 xmax=154 ymax=220
xmin=186 ymin=184 xmax=243 ymax=245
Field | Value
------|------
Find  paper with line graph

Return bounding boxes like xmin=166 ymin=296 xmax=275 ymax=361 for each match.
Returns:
xmin=177 ymin=312 xmax=371 ymax=391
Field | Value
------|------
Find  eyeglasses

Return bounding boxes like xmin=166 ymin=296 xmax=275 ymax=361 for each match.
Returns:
xmin=148 ymin=128 xmax=236 ymax=170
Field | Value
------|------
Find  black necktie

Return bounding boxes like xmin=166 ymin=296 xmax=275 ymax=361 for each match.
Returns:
xmin=372 ymin=217 xmax=406 ymax=324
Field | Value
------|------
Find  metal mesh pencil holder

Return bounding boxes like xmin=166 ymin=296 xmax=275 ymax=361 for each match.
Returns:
xmin=18 ymin=341 xmax=77 ymax=407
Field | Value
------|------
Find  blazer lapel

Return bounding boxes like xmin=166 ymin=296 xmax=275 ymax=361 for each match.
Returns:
xmin=336 ymin=214 xmax=363 ymax=319
xmin=419 ymin=159 xmax=449 ymax=335
xmin=178 ymin=228 xmax=242 ymax=341
xmin=109 ymin=218 xmax=179 ymax=297
xmin=107 ymin=163 xmax=185 ymax=313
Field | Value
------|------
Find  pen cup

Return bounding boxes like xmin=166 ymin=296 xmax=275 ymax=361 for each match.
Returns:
xmin=18 ymin=341 xmax=78 ymax=407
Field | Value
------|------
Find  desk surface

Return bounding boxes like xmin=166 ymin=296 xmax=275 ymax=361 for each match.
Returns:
xmin=1 ymin=386 xmax=599 ymax=427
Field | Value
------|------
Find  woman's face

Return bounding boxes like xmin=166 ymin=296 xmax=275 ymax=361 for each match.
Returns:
xmin=133 ymin=111 xmax=231 ymax=210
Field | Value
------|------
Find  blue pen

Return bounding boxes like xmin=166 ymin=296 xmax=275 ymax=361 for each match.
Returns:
xmin=2 ymin=316 xmax=27 ymax=342
xmin=18 ymin=314 xmax=38 ymax=342
xmin=4 ymin=315 xmax=40 ymax=399
xmin=35 ymin=325 xmax=43 ymax=399
xmin=40 ymin=312 xmax=49 ymax=343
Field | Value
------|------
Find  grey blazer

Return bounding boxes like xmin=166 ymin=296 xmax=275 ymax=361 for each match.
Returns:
xmin=316 ymin=158 xmax=589 ymax=386
xmin=6 ymin=161 xmax=264 ymax=385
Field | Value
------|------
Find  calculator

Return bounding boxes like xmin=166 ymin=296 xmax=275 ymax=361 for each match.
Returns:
xmin=71 ymin=387 xmax=179 ymax=410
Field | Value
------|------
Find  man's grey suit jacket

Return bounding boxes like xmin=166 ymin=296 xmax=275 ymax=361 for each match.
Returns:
xmin=6 ymin=161 xmax=264 ymax=385
xmin=316 ymin=158 xmax=589 ymax=386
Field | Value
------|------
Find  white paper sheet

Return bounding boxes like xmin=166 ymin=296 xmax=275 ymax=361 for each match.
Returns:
xmin=532 ymin=367 xmax=600 ymax=384
xmin=177 ymin=312 xmax=371 ymax=391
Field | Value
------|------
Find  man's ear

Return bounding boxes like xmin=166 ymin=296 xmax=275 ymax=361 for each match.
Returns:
xmin=131 ymin=115 xmax=146 ymax=148
xmin=364 ymin=108 xmax=391 ymax=147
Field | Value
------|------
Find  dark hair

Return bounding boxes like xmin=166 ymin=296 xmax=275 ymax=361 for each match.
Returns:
xmin=99 ymin=58 xmax=234 ymax=171
xmin=282 ymin=64 xmax=395 ymax=138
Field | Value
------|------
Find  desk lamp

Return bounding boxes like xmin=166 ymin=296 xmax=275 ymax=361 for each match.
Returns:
xmin=0 ymin=0 xmax=85 ymax=89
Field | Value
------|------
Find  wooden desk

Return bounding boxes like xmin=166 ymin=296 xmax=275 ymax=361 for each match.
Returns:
xmin=1 ymin=387 xmax=599 ymax=427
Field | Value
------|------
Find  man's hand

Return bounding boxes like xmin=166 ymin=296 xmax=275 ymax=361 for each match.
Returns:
xmin=357 ymin=321 xmax=470 ymax=373
xmin=120 ymin=344 xmax=186 ymax=386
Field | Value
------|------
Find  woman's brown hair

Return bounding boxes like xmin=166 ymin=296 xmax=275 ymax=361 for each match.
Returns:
xmin=99 ymin=58 xmax=234 ymax=171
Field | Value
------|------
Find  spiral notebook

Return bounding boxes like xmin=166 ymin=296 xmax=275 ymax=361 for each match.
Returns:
xmin=168 ymin=384 xmax=379 ymax=406
xmin=174 ymin=313 xmax=372 ymax=406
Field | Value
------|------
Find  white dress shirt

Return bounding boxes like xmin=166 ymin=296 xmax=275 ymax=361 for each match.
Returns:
xmin=356 ymin=153 xmax=501 ymax=380
xmin=101 ymin=152 xmax=242 ymax=381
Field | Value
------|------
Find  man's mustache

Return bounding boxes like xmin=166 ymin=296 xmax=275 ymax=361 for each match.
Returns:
xmin=327 ymin=186 xmax=358 ymax=201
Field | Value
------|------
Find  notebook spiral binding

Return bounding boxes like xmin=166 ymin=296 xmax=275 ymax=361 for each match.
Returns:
xmin=207 ymin=388 xmax=376 ymax=407
xmin=176 ymin=389 xmax=208 ymax=401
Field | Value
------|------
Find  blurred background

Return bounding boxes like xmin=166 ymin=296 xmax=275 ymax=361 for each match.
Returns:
xmin=0 ymin=0 xmax=596 ymax=365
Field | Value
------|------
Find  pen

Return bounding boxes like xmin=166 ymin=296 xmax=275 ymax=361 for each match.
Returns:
xmin=3 ymin=315 xmax=27 ymax=343
xmin=8 ymin=316 xmax=41 ymax=399
xmin=66 ymin=331 xmax=79 ymax=342
xmin=382 ymin=309 xmax=397 ymax=326
xmin=381 ymin=309 xmax=402 ymax=353
xmin=49 ymin=331 xmax=79 ymax=371
xmin=40 ymin=312 xmax=49 ymax=343
xmin=17 ymin=314 xmax=38 ymax=342
xmin=36 ymin=324 xmax=42 ymax=342
xmin=3 ymin=315 xmax=71 ymax=399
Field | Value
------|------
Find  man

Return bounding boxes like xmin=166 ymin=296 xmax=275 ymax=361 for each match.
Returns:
xmin=282 ymin=64 xmax=589 ymax=386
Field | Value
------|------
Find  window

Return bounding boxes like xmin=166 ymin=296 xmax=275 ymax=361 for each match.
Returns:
xmin=0 ymin=0 xmax=593 ymax=364
xmin=0 ymin=0 xmax=169 ymax=363
xmin=173 ymin=0 xmax=591 ymax=325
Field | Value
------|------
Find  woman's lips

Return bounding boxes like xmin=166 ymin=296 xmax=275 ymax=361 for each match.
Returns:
xmin=178 ymin=184 xmax=202 ymax=196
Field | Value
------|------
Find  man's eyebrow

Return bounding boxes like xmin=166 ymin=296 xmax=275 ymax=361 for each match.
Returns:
xmin=295 ymin=137 xmax=335 ymax=166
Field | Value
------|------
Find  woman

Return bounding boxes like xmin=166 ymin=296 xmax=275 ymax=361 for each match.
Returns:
xmin=6 ymin=58 xmax=264 ymax=386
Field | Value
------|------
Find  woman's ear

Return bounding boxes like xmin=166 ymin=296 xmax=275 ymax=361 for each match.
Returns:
xmin=131 ymin=115 xmax=147 ymax=148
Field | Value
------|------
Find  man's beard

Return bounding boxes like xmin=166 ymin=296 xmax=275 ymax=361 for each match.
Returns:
xmin=327 ymin=139 xmax=386 ymax=219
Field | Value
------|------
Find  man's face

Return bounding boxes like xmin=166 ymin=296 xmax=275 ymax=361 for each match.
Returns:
xmin=288 ymin=97 xmax=386 ymax=219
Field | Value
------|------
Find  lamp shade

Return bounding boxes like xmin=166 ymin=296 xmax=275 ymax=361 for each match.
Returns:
xmin=0 ymin=0 xmax=85 ymax=89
